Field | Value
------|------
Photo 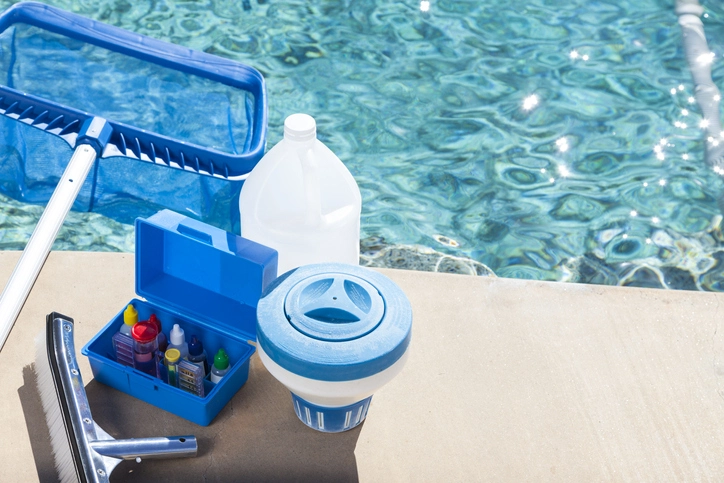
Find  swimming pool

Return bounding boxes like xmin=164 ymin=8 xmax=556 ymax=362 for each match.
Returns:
xmin=1 ymin=0 xmax=724 ymax=291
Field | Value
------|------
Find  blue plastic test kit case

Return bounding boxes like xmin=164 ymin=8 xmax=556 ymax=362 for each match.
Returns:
xmin=82 ymin=210 xmax=278 ymax=426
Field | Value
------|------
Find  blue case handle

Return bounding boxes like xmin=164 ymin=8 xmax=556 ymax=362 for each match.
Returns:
xmin=177 ymin=222 xmax=213 ymax=245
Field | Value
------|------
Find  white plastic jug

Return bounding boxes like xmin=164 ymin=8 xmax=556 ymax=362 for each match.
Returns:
xmin=239 ymin=113 xmax=361 ymax=275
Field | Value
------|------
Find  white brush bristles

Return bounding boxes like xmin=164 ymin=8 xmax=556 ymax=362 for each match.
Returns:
xmin=34 ymin=330 xmax=80 ymax=483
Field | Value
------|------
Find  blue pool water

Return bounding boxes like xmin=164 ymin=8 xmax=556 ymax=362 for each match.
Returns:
xmin=1 ymin=0 xmax=724 ymax=291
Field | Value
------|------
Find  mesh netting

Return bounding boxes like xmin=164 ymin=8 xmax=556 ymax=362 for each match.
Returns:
xmin=0 ymin=23 xmax=254 ymax=232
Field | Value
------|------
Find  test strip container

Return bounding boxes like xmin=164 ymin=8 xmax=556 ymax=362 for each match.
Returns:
xmin=82 ymin=209 xmax=278 ymax=425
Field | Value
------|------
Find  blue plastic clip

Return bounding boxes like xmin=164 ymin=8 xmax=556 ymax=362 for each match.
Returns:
xmin=77 ymin=117 xmax=113 ymax=155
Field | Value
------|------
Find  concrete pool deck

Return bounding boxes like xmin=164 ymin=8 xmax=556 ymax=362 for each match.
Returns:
xmin=1 ymin=250 xmax=723 ymax=481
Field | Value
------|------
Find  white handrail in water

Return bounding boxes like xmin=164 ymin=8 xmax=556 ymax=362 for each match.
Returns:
xmin=676 ymin=0 xmax=724 ymax=168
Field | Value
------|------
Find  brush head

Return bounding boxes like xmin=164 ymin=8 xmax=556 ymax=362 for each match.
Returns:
xmin=35 ymin=313 xmax=88 ymax=483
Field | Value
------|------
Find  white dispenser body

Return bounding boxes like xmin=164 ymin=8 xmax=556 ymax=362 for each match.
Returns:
xmin=258 ymin=344 xmax=410 ymax=408
xmin=239 ymin=114 xmax=361 ymax=275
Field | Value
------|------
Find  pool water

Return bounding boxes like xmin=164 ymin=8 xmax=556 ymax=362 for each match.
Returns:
xmin=1 ymin=0 xmax=724 ymax=291
xmin=0 ymin=191 xmax=133 ymax=251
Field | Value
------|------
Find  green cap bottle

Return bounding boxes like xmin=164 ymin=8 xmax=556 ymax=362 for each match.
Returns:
xmin=210 ymin=348 xmax=230 ymax=384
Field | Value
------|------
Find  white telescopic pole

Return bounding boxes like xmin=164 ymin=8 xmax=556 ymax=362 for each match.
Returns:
xmin=0 ymin=144 xmax=97 ymax=351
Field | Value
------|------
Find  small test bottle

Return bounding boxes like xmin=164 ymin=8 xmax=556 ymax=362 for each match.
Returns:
xmin=148 ymin=314 xmax=168 ymax=352
xmin=168 ymin=324 xmax=189 ymax=359
xmin=119 ymin=304 xmax=138 ymax=335
xmin=165 ymin=348 xmax=181 ymax=387
xmin=187 ymin=335 xmax=208 ymax=376
xmin=210 ymin=348 xmax=230 ymax=383
xmin=131 ymin=322 xmax=159 ymax=377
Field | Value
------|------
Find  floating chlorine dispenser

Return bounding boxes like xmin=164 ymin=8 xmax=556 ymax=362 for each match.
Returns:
xmin=256 ymin=263 xmax=412 ymax=433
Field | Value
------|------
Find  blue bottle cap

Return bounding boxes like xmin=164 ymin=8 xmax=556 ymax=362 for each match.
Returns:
xmin=188 ymin=335 xmax=203 ymax=356
xmin=256 ymin=263 xmax=412 ymax=381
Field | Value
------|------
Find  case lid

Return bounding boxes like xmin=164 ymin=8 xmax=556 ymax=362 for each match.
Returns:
xmin=256 ymin=263 xmax=412 ymax=381
xmin=136 ymin=210 xmax=278 ymax=341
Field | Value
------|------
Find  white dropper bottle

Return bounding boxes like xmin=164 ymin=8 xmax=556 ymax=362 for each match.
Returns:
xmin=167 ymin=324 xmax=189 ymax=359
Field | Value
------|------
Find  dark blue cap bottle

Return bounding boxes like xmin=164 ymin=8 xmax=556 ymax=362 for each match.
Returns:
xmin=188 ymin=335 xmax=208 ymax=375
xmin=188 ymin=335 xmax=203 ymax=356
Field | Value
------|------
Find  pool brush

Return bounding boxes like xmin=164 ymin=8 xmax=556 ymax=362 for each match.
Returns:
xmin=35 ymin=312 xmax=198 ymax=482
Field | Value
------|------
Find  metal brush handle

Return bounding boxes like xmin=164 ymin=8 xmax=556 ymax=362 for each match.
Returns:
xmin=0 ymin=145 xmax=97 ymax=351
xmin=90 ymin=436 xmax=198 ymax=461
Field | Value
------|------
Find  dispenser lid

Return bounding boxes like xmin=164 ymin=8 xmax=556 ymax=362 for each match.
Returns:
xmin=256 ymin=263 xmax=412 ymax=381
xmin=136 ymin=210 xmax=278 ymax=340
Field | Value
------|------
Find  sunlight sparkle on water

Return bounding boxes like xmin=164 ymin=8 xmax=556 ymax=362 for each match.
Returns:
xmin=522 ymin=95 xmax=539 ymax=111
xmin=555 ymin=137 xmax=569 ymax=153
